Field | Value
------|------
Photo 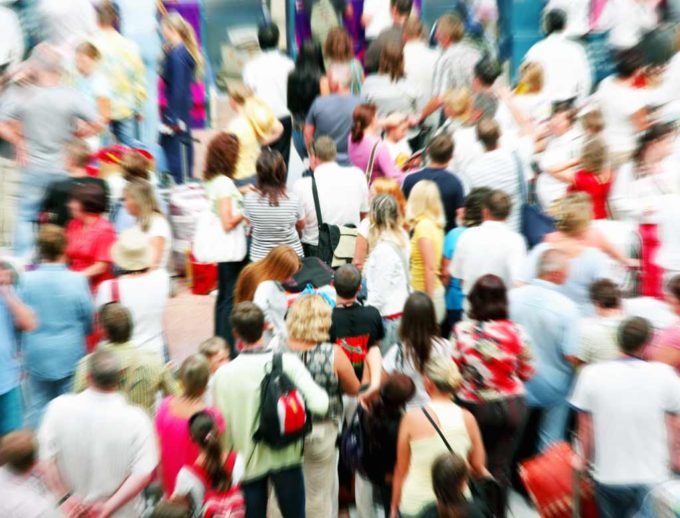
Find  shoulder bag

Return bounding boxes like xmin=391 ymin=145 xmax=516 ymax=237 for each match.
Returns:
xmin=192 ymin=197 xmax=247 ymax=264
xmin=515 ymin=152 xmax=555 ymax=249
xmin=365 ymin=141 xmax=380 ymax=185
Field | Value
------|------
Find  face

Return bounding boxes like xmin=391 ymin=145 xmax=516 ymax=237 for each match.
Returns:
xmin=123 ymin=191 xmax=139 ymax=217
xmin=68 ymin=199 xmax=84 ymax=220
xmin=161 ymin=22 xmax=177 ymax=44
xmin=75 ymin=52 xmax=95 ymax=76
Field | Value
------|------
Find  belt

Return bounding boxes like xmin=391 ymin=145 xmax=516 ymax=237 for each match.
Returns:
xmin=384 ymin=312 xmax=403 ymax=320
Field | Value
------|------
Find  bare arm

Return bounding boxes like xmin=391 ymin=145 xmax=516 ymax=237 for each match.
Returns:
xmin=631 ymin=108 xmax=649 ymax=134
xmin=352 ymin=234 xmax=369 ymax=271
xmin=96 ymin=96 xmax=111 ymax=123
xmin=358 ymin=347 xmax=383 ymax=407
xmin=462 ymin=409 xmax=489 ymax=478
xmin=295 ymin=218 xmax=305 ymax=237
xmin=390 ymin=414 xmax=412 ymax=518
xmin=261 ymin=120 xmax=284 ymax=146
xmin=0 ymin=270 xmax=36 ymax=332
xmin=334 ymin=344 xmax=361 ymax=396
xmin=217 ymin=197 xmax=245 ymax=232
xmin=440 ymin=255 xmax=451 ymax=289
xmin=304 ymin=123 xmax=315 ymax=149
xmin=574 ymin=412 xmax=594 ymax=471
xmin=417 ymin=237 xmax=438 ymax=298
xmin=96 ymin=471 xmax=155 ymax=518
xmin=80 ymin=261 xmax=109 ymax=280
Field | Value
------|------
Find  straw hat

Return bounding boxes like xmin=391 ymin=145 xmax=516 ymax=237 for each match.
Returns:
xmin=111 ymin=229 xmax=152 ymax=272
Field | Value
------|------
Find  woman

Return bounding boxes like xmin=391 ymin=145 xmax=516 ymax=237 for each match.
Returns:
xmin=453 ymin=274 xmax=534 ymax=507
xmin=203 ymin=133 xmax=247 ymax=355
xmin=323 ymin=27 xmax=364 ymax=96
xmin=364 ymin=194 xmax=410 ymax=353
xmin=440 ymin=88 xmax=484 ymax=179
xmin=348 ymin=104 xmax=403 ymax=184
xmin=276 ymin=294 xmax=360 ymax=517
xmin=383 ymin=292 xmax=453 ymax=410
xmin=243 ymin=150 xmax=305 ymax=261
xmin=160 ymin=12 xmax=202 ymax=184
xmin=512 ymin=62 xmax=550 ymax=124
xmin=391 ymin=357 xmax=487 ymax=518
xmin=65 ymin=182 xmax=116 ymax=292
xmin=156 ymin=354 xmax=224 ymax=497
xmin=647 ymin=276 xmax=680 ymax=371
xmin=123 ymin=180 xmax=172 ymax=270
xmin=234 ymin=245 xmax=301 ymax=344
xmin=406 ymin=181 xmax=446 ymax=323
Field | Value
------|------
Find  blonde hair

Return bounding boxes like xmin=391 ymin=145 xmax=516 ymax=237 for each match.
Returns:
xmin=123 ymin=180 xmax=164 ymax=233
xmin=368 ymin=194 xmax=407 ymax=250
xmin=425 ymin=356 xmax=462 ymax=393
xmin=437 ymin=14 xmax=465 ymax=43
xmin=228 ymin=82 xmax=254 ymax=105
xmin=286 ymin=294 xmax=332 ymax=343
xmin=443 ymin=87 xmax=472 ymax=120
xmin=581 ymin=137 xmax=608 ymax=175
xmin=199 ymin=336 xmax=228 ymax=358
xmin=516 ymin=62 xmax=543 ymax=94
xmin=406 ymin=180 xmax=445 ymax=229
xmin=555 ymin=192 xmax=593 ymax=236
xmin=163 ymin=12 xmax=204 ymax=80
xmin=179 ymin=354 xmax=210 ymax=399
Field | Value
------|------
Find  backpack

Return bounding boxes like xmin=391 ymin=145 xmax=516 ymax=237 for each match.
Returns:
xmin=340 ymin=406 xmax=367 ymax=475
xmin=185 ymin=452 xmax=245 ymax=518
xmin=253 ymin=353 xmax=312 ymax=449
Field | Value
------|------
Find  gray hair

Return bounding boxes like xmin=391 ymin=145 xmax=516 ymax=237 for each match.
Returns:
xmin=29 ymin=43 xmax=65 ymax=76
xmin=88 ymin=350 xmax=121 ymax=390
xmin=537 ymin=248 xmax=569 ymax=278
xmin=328 ymin=62 xmax=351 ymax=89
xmin=311 ymin=136 xmax=337 ymax=162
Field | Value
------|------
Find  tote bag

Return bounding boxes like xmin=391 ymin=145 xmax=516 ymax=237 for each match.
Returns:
xmin=192 ymin=199 xmax=247 ymax=263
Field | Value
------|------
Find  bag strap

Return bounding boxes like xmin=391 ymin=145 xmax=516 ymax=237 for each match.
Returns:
xmin=365 ymin=141 xmax=380 ymax=184
xmin=111 ymin=279 xmax=120 ymax=303
xmin=513 ymin=151 xmax=528 ymax=204
xmin=384 ymin=240 xmax=411 ymax=293
xmin=310 ymin=173 xmax=324 ymax=227
xmin=422 ymin=407 xmax=453 ymax=453
xmin=272 ymin=352 xmax=283 ymax=374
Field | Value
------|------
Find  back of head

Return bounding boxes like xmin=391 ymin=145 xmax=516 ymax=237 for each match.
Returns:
xmin=615 ymin=47 xmax=642 ymax=79
xmin=476 ymin=117 xmax=501 ymax=150
xmin=37 ymin=224 xmax=67 ymax=262
xmin=403 ymin=17 xmax=425 ymax=40
xmin=96 ymin=1 xmax=118 ymax=27
xmin=334 ymin=264 xmax=362 ymax=299
xmin=228 ymin=82 xmax=254 ymax=106
xmin=463 ymin=187 xmax=492 ymax=227
xmin=555 ymin=192 xmax=592 ymax=236
xmin=76 ymin=41 xmax=101 ymax=61
xmin=230 ymin=302 xmax=265 ymax=345
xmin=582 ymin=109 xmax=604 ymax=134
xmin=255 ymin=149 xmax=287 ymax=206
xmin=121 ymin=151 xmax=151 ymax=182
xmin=406 ymin=180 xmax=445 ymax=228
xmin=379 ymin=40 xmax=405 ymax=81
xmin=391 ymin=0 xmax=413 ymax=17
xmin=368 ymin=193 xmax=402 ymax=248
xmin=66 ymin=139 xmax=92 ymax=169
xmin=310 ymin=136 xmax=337 ymax=163
xmin=258 ymin=22 xmax=280 ymax=51
xmin=296 ymin=40 xmax=325 ymax=73
xmin=443 ymin=87 xmax=472 ymax=119
xmin=379 ymin=373 xmax=416 ymax=412
xmin=400 ymin=292 xmax=438 ymax=372
xmin=286 ymin=294 xmax=332 ymax=343
xmin=199 ymin=336 xmax=228 ymax=359
xmin=437 ymin=14 xmax=465 ymax=44
xmin=618 ymin=317 xmax=652 ymax=355
xmin=0 ymin=430 xmax=37 ymax=474
xmin=324 ymin=27 xmax=354 ymax=62
xmin=468 ymin=274 xmax=508 ymax=321
xmin=188 ymin=411 xmax=231 ymax=492
xmin=427 ymin=134 xmax=454 ymax=164
xmin=537 ymin=248 xmax=569 ymax=280
xmin=179 ymin=354 xmax=210 ymax=399
xmin=351 ymin=104 xmax=377 ymax=143
xmin=204 ymin=133 xmax=240 ymax=181
xmin=29 ymin=43 xmax=65 ymax=77
xmin=424 ymin=355 xmax=462 ymax=393
xmin=544 ymin=9 xmax=567 ymax=35
xmin=89 ymin=349 xmax=122 ymax=390
xmin=581 ymin=137 xmax=608 ymax=174
xmin=101 ymin=302 xmax=133 ymax=344
xmin=432 ymin=452 xmax=470 ymax=513
xmin=589 ymin=279 xmax=621 ymax=309
xmin=474 ymin=58 xmax=501 ymax=87
xmin=483 ymin=189 xmax=512 ymax=221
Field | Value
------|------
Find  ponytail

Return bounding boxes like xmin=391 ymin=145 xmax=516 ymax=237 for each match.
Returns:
xmin=350 ymin=104 xmax=377 ymax=143
xmin=188 ymin=411 xmax=231 ymax=492
xmin=164 ymin=13 xmax=204 ymax=80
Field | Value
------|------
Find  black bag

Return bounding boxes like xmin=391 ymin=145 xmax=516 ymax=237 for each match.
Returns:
xmin=282 ymin=256 xmax=334 ymax=293
xmin=514 ymin=152 xmax=555 ymax=249
xmin=340 ymin=407 xmax=367 ymax=474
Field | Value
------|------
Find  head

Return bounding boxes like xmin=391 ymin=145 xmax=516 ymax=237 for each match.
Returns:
xmin=75 ymin=42 xmax=101 ymax=76
xmin=97 ymin=2 xmax=118 ymax=27
xmin=203 ymin=133 xmax=240 ymax=181
xmin=179 ymin=354 xmax=210 ymax=399
xmin=424 ymin=356 xmax=462 ymax=395
xmin=383 ymin=113 xmax=410 ymax=143
xmin=379 ymin=373 xmax=416 ymax=412
xmin=548 ymin=102 xmax=577 ymax=136
xmin=582 ymin=109 xmax=604 ymax=135
xmin=432 ymin=452 xmax=470 ymax=515
xmin=334 ymin=264 xmax=363 ymax=301
xmin=188 ymin=411 xmax=231 ymax=492
xmin=427 ymin=134 xmax=454 ymax=166
xmin=228 ymin=83 xmax=254 ymax=109
xmin=309 ymin=136 xmax=337 ymax=169
xmin=231 ymin=302 xmax=266 ymax=347
xmin=615 ymin=47 xmax=643 ymax=80
xmin=403 ymin=17 xmax=426 ymax=42
xmin=666 ymin=275 xmax=680 ymax=315
xmin=161 ymin=12 xmax=203 ymax=78
xmin=473 ymin=58 xmax=501 ymax=89
xmin=537 ymin=248 xmax=570 ymax=285
xmin=460 ymin=187 xmax=492 ymax=227
xmin=235 ymin=246 xmax=301 ymax=303
xmin=543 ymin=8 xmax=566 ymax=35
xmin=68 ymin=182 xmax=108 ymax=219
xmin=351 ymin=104 xmax=378 ymax=143
xmin=37 ymin=224 xmax=66 ymax=263
xmin=65 ymin=139 xmax=92 ymax=173
xmin=476 ymin=117 xmax=501 ymax=151
xmin=581 ymin=137 xmax=608 ymax=175
xmin=367 ymin=193 xmax=405 ymax=249
xmin=370 ymin=177 xmax=407 ymax=218
xmin=390 ymin=0 xmax=413 ymax=23
xmin=378 ymin=40 xmax=405 ymax=82
xmin=555 ymin=192 xmax=592 ymax=236
xmin=482 ymin=189 xmax=512 ymax=222
xmin=468 ymin=274 xmax=508 ymax=321
xmin=101 ymin=303 xmax=133 ymax=344
xmin=327 ymin=62 xmax=352 ymax=93
xmin=443 ymin=87 xmax=472 ymax=121
xmin=406 ymin=180 xmax=445 ymax=229
xmin=257 ymin=22 xmax=280 ymax=51
xmin=88 ymin=349 xmax=121 ymax=391
xmin=256 ymin=149 xmax=288 ymax=206
xmin=29 ymin=44 xmax=65 ymax=84
xmin=123 ymin=180 xmax=163 ymax=231
xmin=635 ymin=122 xmax=676 ymax=166
xmin=517 ymin=62 xmax=544 ymax=94
xmin=589 ymin=279 xmax=622 ymax=312
xmin=0 ymin=430 xmax=38 ymax=475
xmin=399 ymin=292 xmax=439 ymax=372
xmin=286 ymin=294 xmax=332 ymax=343
xmin=121 ymin=150 xmax=151 ymax=182
xmin=435 ymin=14 xmax=465 ymax=48
xmin=199 ymin=337 xmax=229 ymax=374
xmin=324 ymin=27 xmax=354 ymax=62
xmin=296 ymin=39 xmax=325 ymax=74
xmin=618 ymin=317 xmax=652 ymax=356
xmin=111 ymin=228 xmax=153 ymax=273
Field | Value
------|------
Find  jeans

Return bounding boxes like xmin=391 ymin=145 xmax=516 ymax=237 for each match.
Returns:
xmin=381 ymin=317 xmax=401 ymax=355
xmin=270 ymin=116 xmax=293 ymax=167
xmin=27 ymin=374 xmax=73 ymax=429
xmin=0 ymin=386 xmax=23 ymax=436
xmin=292 ymin=127 xmax=307 ymax=160
xmin=241 ymin=466 xmax=306 ymax=518
xmin=161 ymin=130 xmax=193 ymax=185
xmin=215 ymin=260 xmax=248 ymax=358
xmin=110 ymin=117 xmax=140 ymax=147
xmin=595 ymin=482 xmax=650 ymax=518
xmin=537 ymin=400 xmax=571 ymax=452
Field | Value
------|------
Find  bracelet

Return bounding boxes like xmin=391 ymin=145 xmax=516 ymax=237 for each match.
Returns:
xmin=57 ymin=491 xmax=73 ymax=506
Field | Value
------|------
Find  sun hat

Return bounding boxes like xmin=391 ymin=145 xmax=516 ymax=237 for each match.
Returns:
xmin=111 ymin=229 xmax=152 ymax=272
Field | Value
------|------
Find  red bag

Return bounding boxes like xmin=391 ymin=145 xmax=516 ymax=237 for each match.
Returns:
xmin=188 ymin=254 xmax=217 ymax=295
xmin=87 ymin=279 xmax=120 ymax=351
xmin=185 ymin=451 xmax=245 ymax=518
xmin=519 ymin=442 xmax=598 ymax=518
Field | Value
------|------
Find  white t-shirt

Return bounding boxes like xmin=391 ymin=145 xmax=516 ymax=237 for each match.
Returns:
xmin=570 ymin=359 xmax=680 ymax=485
xmin=242 ymin=51 xmax=295 ymax=119
xmin=537 ymin=127 xmax=584 ymax=209
xmin=135 ymin=214 xmax=172 ymax=271
xmin=598 ymin=0 xmax=658 ymax=50
xmin=403 ymin=40 xmax=440 ymax=110
xmin=363 ymin=0 xmax=392 ymax=39
xmin=253 ymin=280 xmax=288 ymax=345
xmin=172 ymin=454 xmax=245 ymax=511
xmin=595 ymin=77 xmax=648 ymax=154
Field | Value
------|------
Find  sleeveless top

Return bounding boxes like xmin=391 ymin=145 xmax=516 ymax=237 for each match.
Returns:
xmin=299 ymin=342 xmax=342 ymax=422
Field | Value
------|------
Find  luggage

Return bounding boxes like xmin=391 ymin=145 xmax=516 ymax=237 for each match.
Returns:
xmin=168 ymin=183 xmax=209 ymax=255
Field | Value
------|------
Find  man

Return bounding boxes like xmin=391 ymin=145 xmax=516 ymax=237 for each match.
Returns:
xmin=571 ymin=317 xmax=680 ymax=517
xmin=449 ymin=190 xmax=526 ymax=299
xmin=431 ymin=14 xmax=481 ymax=97
xmin=213 ymin=302 xmax=329 ymax=517
xmin=38 ymin=350 xmax=158 ymax=517
xmin=402 ymin=18 xmax=439 ymax=112
xmin=402 ymin=134 xmax=465 ymax=232
xmin=304 ymin=64 xmax=360 ymax=165
xmin=577 ymin=279 xmax=625 ymax=365
xmin=363 ymin=0 xmax=412 ymax=73
xmin=243 ymin=23 xmax=295 ymax=166
xmin=524 ymin=9 xmax=592 ymax=104
xmin=294 ymin=136 xmax=369 ymax=256
xmin=73 ymin=303 xmax=178 ymax=415
xmin=509 ymin=248 xmax=580 ymax=450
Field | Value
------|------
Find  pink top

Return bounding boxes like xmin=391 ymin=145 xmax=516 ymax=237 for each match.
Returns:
xmin=647 ymin=324 xmax=680 ymax=374
xmin=348 ymin=134 xmax=404 ymax=184
xmin=155 ymin=396 xmax=225 ymax=496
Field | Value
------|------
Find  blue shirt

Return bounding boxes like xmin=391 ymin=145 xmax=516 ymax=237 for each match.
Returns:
xmin=0 ymin=298 xmax=20 ymax=395
xmin=509 ymin=279 xmax=580 ymax=407
xmin=18 ymin=264 xmax=93 ymax=380
xmin=402 ymin=167 xmax=465 ymax=232
xmin=443 ymin=226 xmax=466 ymax=310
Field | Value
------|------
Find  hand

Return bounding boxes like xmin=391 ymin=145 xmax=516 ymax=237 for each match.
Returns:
xmin=60 ymin=495 xmax=90 ymax=518
xmin=86 ymin=501 xmax=111 ymax=518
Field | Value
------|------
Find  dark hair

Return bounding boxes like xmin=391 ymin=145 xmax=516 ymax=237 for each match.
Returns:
xmin=432 ymin=452 xmax=470 ymax=518
xmin=635 ymin=122 xmax=675 ymax=165
xmin=37 ymin=224 xmax=67 ymax=261
xmin=121 ymin=151 xmax=151 ymax=182
xmin=96 ymin=1 xmax=118 ymax=26
xmin=89 ymin=349 xmax=121 ymax=390
xmin=589 ymin=279 xmax=621 ymax=309
xmin=544 ymin=9 xmax=566 ymax=35
xmin=257 ymin=23 xmax=280 ymax=50
xmin=334 ymin=264 xmax=362 ymax=299
xmin=483 ymin=190 xmax=512 ymax=220
xmin=399 ymin=292 xmax=439 ymax=373
xmin=256 ymin=149 xmax=288 ymax=206
xmin=364 ymin=374 xmax=415 ymax=450
xmin=101 ymin=302 xmax=133 ymax=343
xmin=667 ymin=274 xmax=680 ymax=301
xmin=427 ymin=134 xmax=454 ymax=163
xmin=468 ymin=274 xmax=508 ymax=321
xmin=378 ymin=40 xmax=405 ymax=81
xmin=463 ymin=187 xmax=492 ymax=227
xmin=474 ymin=58 xmax=501 ymax=86
xmin=476 ymin=117 xmax=500 ymax=150
xmin=188 ymin=411 xmax=231 ymax=492
xmin=70 ymin=182 xmax=108 ymax=214
xmin=351 ymin=104 xmax=377 ymax=143
xmin=618 ymin=317 xmax=652 ymax=355
xmin=391 ymin=0 xmax=413 ymax=16
xmin=296 ymin=39 xmax=326 ymax=74
xmin=615 ymin=47 xmax=642 ymax=79
xmin=0 ymin=430 xmax=37 ymax=474
xmin=204 ymin=133 xmax=240 ymax=181
xmin=231 ymin=302 xmax=265 ymax=344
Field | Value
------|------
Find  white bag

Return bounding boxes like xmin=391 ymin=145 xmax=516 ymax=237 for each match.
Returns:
xmin=192 ymin=202 xmax=247 ymax=263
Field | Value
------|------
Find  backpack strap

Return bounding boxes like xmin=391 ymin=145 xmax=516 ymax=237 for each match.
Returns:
xmin=365 ymin=141 xmax=380 ymax=184
xmin=422 ymin=407 xmax=454 ymax=453
xmin=272 ymin=352 xmax=283 ymax=373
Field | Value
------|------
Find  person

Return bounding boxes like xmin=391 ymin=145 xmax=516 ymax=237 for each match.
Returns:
xmin=509 ymin=248 xmax=580 ymax=450
xmin=156 ymin=354 xmax=224 ymax=497
xmin=571 ymin=317 xmax=680 ymax=517
xmin=597 ymin=0 xmax=659 ymax=51
xmin=406 ymin=182 xmax=446 ymax=321
xmin=647 ymin=275 xmax=680 ymax=372
xmin=348 ymin=103 xmax=404 ymax=182
xmin=37 ymin=0 xmax=97 ymax=50
xmin=234 ymin=245 xmax=301 ymax=344
xmin=244 ymin=23 xmax=295 ymax=166
xmin=123 ymin=180 xmax=172 ymax=270
xmin=390 ymin=357 xmax=487 ymax=517
xmin=275 ymin=294 xmax=360 ymax=517
xmin=213 ymin=302 xmax=329 ymax=517
xmin=96 ymin=229 xmax=171 ymax=358
xmin=402 ymin=18 xmax=439 ymax=113
xmin=0 ymin=265 xmax=36 ymax=436
xmin=38 ymin=350 xmax=158 ymax=517
xmin=294 ymin=136 xmax=369 ymax=257
xmin=243 ymin=150 xmax=305 ymax=261
xmin=656 ymin=194 xmax=680 ymax=287
xmin=450 ymin=190 xmax=527 ymax=307
xmin=65 ymin=182 xmax=116 ymax=291
xmin=92 ymin=2 xmax=146 ymax=147
xmin=577 ymin=279 xmax=626 ymax=365
xmin=199 ymin=336 xmax=230 ymax=406
xmin=453 ymin=274 xmax=534 ymax=505
xmin=73 ymin=303 xmax=179 ymax=415
xmin=73 ymin=41 xmax=112 ymax=143
xmin=362 ymin=0 xmax=392 ymax=45
xmin=305 ymin=62 xmax=361 ymax=164
xmin=402 ymin=134 xmax=465 ymax=233
xmin=383 ymin=292 xmax=453 ymax=409
xmin=512 ymin=62 xmax=550 ymax=124
xmin=364 ymin=0 xmax=412 ymax=73
xmin=383 ymin=112 xmax=413 ymax=167
xmin=523 ymin=9 xmax=591 ymax=104
xmin=159 ymin=12 xmax=202 ymax=184
xmin=323 ymin=27 xmax=364 ymax=97
xmin=202 ymin=133 xmax=247 ymax=356
xmin=0 ymin=4 xmax=23 ymax=75
xmin=18 ymin=225 xmax=93 ymax=428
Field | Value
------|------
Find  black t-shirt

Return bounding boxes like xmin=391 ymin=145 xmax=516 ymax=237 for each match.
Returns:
xmin=40 ymin=177 xmax=109 ymax=227
xmin=329 ymin=303 xmax=384 ymax=380
xmin=402 ymin=167 xmax=465 ymax=232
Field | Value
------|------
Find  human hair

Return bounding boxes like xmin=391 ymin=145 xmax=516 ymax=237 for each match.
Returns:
xmin=615 ymin=47 xmax=642 ymax=79
xmin=334 ymin=264 xmax=363 ymax=299
xmin=37 ymin=224 xmax=66 ymax=262
xmin=437 ymin=14 xmax=465 ymax=43
xmin=65 ymin=139 xmax=92 ymax=169
xmin=552 ymin=100 xmax=577 ymax=122
xmin=667 ymin=275 xmax=680 ymax=301
xmin=517 ymin=62 xmax=543 ymax=94
xmin=296 ymin=39 xmax=326 ymax=74
xmin=582 ymin=109 xmax=604 ymax=134
xmin=101 ymin=302 xmax=133 ymax=343
xmin=403 ymin=17 xmax=426 ymax=39
xmin=310 ymin=136 xmax=337 ymax=162
xmin=581 ymin=137 xmax=608 ymax=175
xmin=443 ymin=87 xmax=472 ymax=119
xmin=96 ymin=1 xmax=118 ymax=27
xmin=286 ymin=294 xmax=332 ymax=343
xmin=371 ymin=178 xmax=407 ymax=218
xmin=425 ymin=355 xmax=462 ymax=393
xmin=179 ymin=354 xmax=210 ymax=399
xmin=432 ymin=452 xmax=470 ymax=518
xmin=230 ymin=302 xmax=265 ymax=344
xmin=121 ymin=151 xmax=151 ymax=182
xmin=391 ymin=0 xmax=413 ymax=16
xmin=589 ymin=279 xmax=621 ymax=309
xmin=76 ymin=41 xmax=101 ymax=61
xmin=199 ymin=336 xmax=228 ymax=359
xmin=406 ymin=180 xmax=445 ymax=229
xmin=635 ymin=122 xmax=676 ymax=165
xmin=324 ymin=27 xmax=354 ymax=62
xmin=427 ymin=134 xmax=454 ymax=164
xmin=351 ymin=103 xmax=377 ymax=143
xmin=463 ymin=187 xmax=492 ymax=227
xmin=537 ymin=248 xmax=569 ymax=278
xmin=124 ymin=180 xmax=164 ymax=232
xmin=476 ymin=117 xmax=500 ymax=150
xmin=203 ymin=133 xmax=240 ymax=181
xmin=364 ymin=374 xmax=415 ymax=450
xmin=483 ymin=189 xmax=512 ymax=221
xmin=367 ymin=194 xmax=406 ymax=249
xmin=162 ymin=12 xmax=204 ymax=79
xmin=70 ymin=182 xmax=108 ymax=214
xmin=555 ymin=192 xmax=592 ymax=235
xmin=378 ymin=40 xmax=405 ymax=81
xmin=257 ymin=22 xmax=280 ymax=50
xmin=618 ymin=317 xmax=652 ymax=355
xmin=188 ymin=411 xmax=231 ymax=492
xmin=474 ymin=58 xmax=501 ymax=86
xmin=235 ymin=246 xmax=300 ymax=303
xmin=255 ymin=149 xmax=288 ymax=206
xmin=0 ymin=430 xmax=38 ymax=474
xmin=468 ymin=274 xmax=509 ymax=321
xmin=89 ymin=349 xmax=121 ymax=390
xmin=228 ymin=83 xmax=254 ymax=106
xmin=544 ymin=8 xmax=566 ymax=35
xmin=399 ymin=292 xmax=439 ymax=373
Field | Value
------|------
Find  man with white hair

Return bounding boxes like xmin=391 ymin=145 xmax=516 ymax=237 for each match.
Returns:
xmin=304 ymin=62 xmax=360 ymax=165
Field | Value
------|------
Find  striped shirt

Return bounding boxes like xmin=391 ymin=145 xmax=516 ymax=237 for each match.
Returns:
xmin=244 ymin=191 xmax=304 ymax=261
xmin=431 ymin=42 xmax=482 ymax=97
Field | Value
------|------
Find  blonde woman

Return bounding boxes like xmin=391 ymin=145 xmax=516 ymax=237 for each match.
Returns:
xmin=123 ymin=180 xmax=172 ymax=271
xmin=406 ymin=181 xmax=446 ymax=322
xmin=513 ymin=62 xmax=550 ymax=123
xmin=439 ymin=88 xmax=484 ymax=177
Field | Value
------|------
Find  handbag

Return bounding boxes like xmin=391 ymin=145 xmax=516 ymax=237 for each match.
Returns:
xmin=192 ymin=199 xmax=247 ymax=264
xmin=365 ymin=141 xmax=380 ymax=184
xmin=515 ymin=152 xmax=555 ymax=249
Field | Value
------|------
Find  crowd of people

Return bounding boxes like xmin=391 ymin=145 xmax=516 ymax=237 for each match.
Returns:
xmin=3 ymin=0 xmax=680 ymax=517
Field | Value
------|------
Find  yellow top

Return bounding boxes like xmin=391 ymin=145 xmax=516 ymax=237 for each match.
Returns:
xmin=410 ymin=216 xmax=444 ymax=292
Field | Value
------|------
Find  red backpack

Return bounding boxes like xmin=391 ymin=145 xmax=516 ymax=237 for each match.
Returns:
xmin=184 ymin=452 xmax=245 ymax=518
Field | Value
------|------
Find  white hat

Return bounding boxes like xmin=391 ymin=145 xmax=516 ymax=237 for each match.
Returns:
xmin=111 ymin=229 xmax=152 ymax=272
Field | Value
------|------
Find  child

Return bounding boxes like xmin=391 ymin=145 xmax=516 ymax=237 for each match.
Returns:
xmin=383 ymin=113 xmax=412 ymax=169
xmin=74 ymin=41 xmax=111 ymax=148
xmin=199 ymin=336 xmax=230 ymax=405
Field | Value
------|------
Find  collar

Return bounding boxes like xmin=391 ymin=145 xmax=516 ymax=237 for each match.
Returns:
xmin=37 ymin=263 xmax=67 ymax=271
xmin=314 ymin=162 xmax=340 ymax=175
xmin=531 ymin=278 xmax=562 ymax=292
xmin=82 ymin=388 xmax=126 ymax=404
xmin=480 ymin=220 xmax=508 ymax=229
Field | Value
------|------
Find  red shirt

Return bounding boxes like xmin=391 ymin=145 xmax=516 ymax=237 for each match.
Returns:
xmin=568 ymin=170 xmax=612 ymax=220
xmin=65 ymin=216 xmax=116 ymax=291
